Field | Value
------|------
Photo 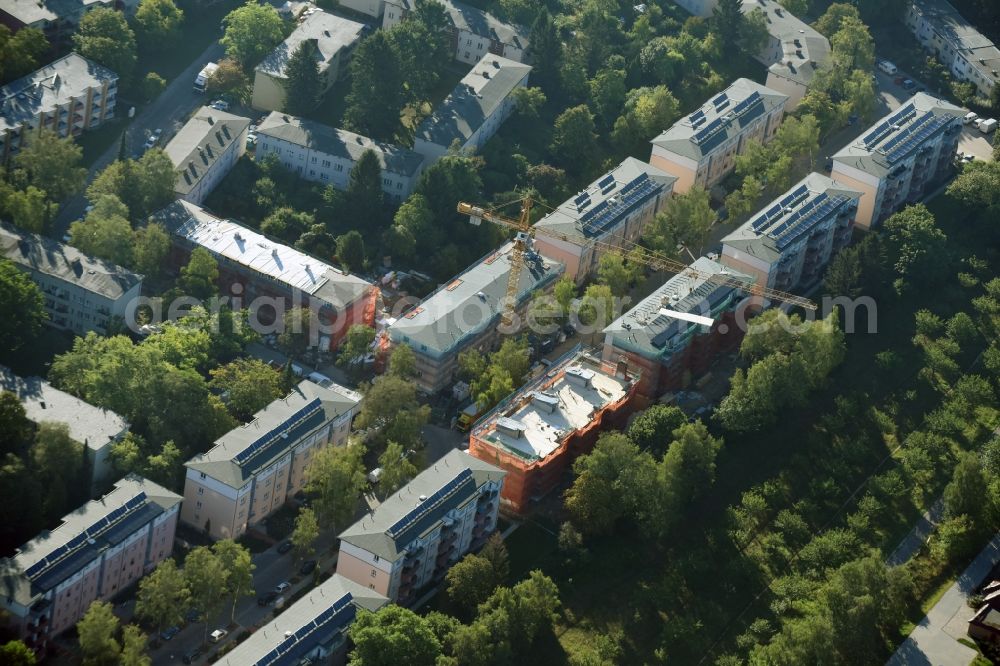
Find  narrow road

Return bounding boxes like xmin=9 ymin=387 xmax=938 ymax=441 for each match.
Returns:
xmin=887 ymin=498 xmax=946 ymax=567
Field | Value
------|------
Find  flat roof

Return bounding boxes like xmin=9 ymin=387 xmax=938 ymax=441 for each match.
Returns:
xmin=0 ymin=222 xmax=142 ymax=300
xmin=255 ymin=11 xmax=365 ymax=79
xmin=604 ymin=257 xmax=752 ymax=359
xmin=832 ymin=93 xmax=964 ymax=178
xmin=257 ymin=112 xmax=425 ymax=177
xmin=0 ymin=364 xmax=128 ymax=452
xmin=650 ymin=78 xmax=788 ymax=161
xmin=414 ymin=54 xmax=531 ymax=148
xmin=216 ymin=574 xmax=387 ymax=666
xmin=534 ymin=157 xmax=676 ymax=245
xmin=1 ymin=53 xmax=116 ymax=133
xmin=387 ymin=240 xmax=563 ymax=358
xmin=722 ymin=172 xmax=861 ymax=263
xmin=388 ymin=0 xmax=528 ymax=48
xmin=186 ymin=380 xmax=361 ymax=489
xmin=1 ymin=475 xmax=181 ymax=606
xmin=153 ymin=201 xmax=372 ymax=311
xmin=165 ymin=107 xmax=250 ymax=196
xmin=745 ymin=0 xmax=831 ymax=87
xmin=475 ymin=353 xmax=627 ymax=462
xmin=338 ymin=449 xmax=504 ymax=562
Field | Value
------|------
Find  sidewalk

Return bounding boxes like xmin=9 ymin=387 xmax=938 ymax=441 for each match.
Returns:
xmin=888 ymin=498 xmax=945 ymax=566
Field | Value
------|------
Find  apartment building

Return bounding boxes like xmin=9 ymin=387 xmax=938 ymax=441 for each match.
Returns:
xmin=533 ymin=157 xmax=676 ymax=283
xmin=906 ymin=0 xmax=1000 ymax=98
xmin=153 ymin=200 xmax=377 ymax=349
xmin=602 ymin=256 xmax=752 ymax=397
xmin=181 ymin=380 xmax=361 ymax=541
xmin=468 ymin=350 xmax=638 ymax=515
xmin=0 ymin=53 xmax=117 ymax=162
xmin=164 ymin=106 xmax=249 ymax=205
xmin=251 ymin=11 xmax=365 ymax=112
xmin=0 ymin=222 xmax=142 ymax=336
xmin=217 ymin=574 xmax=387 ymax=666
xmin=750 ymin=0 xmax=831 ymax=109
xmin=337 ymin=449 xmax=505 ymax=605
xmin=338 ymin=0 xmax=385 ymax=18
xmin=387 ymin=241 xmax=564 ymax=395
xmin=256 ymin=113 xmax=425 ymax=202
xmin=382 ymin=0 xmax=528 ymax=65
xmin=0 ymin=475 xmax=180 ymax=654
xmin=721 ymin=173 xmax=860 ymax=293
xmin=413 ymin=54 xmax=530 ymax=164
xmin=830 ymin=93 xmax=964 ymax=229
xmin=649 ymin=78 xmax=788 ymax=194
xmin=0 ymin=0 xmax=140 ymax=45
xmin=0 ymin=365 xmax=128 ymax=491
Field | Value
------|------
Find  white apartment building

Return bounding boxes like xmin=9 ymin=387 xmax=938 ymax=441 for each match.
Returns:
xmin=413 ymin=54 xmax=530 ymax=164
xmin=721 ymin=172 xmax=860 ymax=293
xmin=337 ymin=449 xmax=505 ymax=605
xmin=750 ymin=0 xmax=831 ymax=109
xmin=180 ymin=380 xmax=361 ymax=541
xmin=0 ymin=53 xmax=117 ymax=162
xmin=0 ymin=0 xmax=141 ymax=45
xmin=906 ymin=0 xmax=1000 ymax=98
xmin=251 ymin=11 xmax=365 ymax=112
xmin=0 ymin=476 xmax=180 ymax=655
xmin=533 ymin=157 xmax=676 ymax=283
xmin=256 ymin=113 xmax=425 ymax=202
xmin=0 ymin=222 xmax=142 ymax=336
xmin=382 ymin=0 xmax=528 ymax=65
xmin=831 ymin=93 xmax=964 ymax=229
xmin=649 ymin=78 xmax=788 ymax=194
xmin=164 ymin=107 xmax=249 ymax=205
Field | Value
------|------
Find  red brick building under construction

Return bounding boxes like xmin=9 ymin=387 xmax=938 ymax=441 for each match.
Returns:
xmin=468 ymin=349 xmax=640 ymax=515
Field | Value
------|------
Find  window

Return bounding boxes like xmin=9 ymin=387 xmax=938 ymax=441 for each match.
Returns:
xmin=311 ymin=156 xmax=317 ymax=163
xmin=320 ymin=173 xmax=329 ymax=181
xmin=335 ymin=164 xmax=344 ymax=172
xmin=371 ymin=569 xmax=377 ymax=577
xmin=322 ymin=159 xmax=331 ymax=167
xmin=196 ymin=501 xmax=202 ymax=509
xmin=397 ymin=182 xmax=403 ymax=190
xmin=310 ymin=169 xmax=315 ymax=176
xmin=383 ymin=177 xmax=391 ymax=185
xmin=373 ymin=554 xmax=380 ymax=562
xmin=466 ymin=39 xmax=472 ymax=46
xmin=197 ymin=487 xmax=204 ymax=495
xmin=199 ymin=472 xmax=206 ymax=480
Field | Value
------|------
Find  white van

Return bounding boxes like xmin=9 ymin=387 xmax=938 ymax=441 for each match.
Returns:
xmin=877 ymin=60 xmax=898 ymax=75
xmin=963 ymin=111 xmax=979 ymax=125
xmin=979 ymin=118 xmax=997 ymax=134
xmin=307 ymin=371 xmax=332 ymax=387
xmin=209 ymin=629 xmax=228 ymax=643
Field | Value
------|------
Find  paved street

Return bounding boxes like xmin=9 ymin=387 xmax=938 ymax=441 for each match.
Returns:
xmin=888 ymin=499 xmax=946 ymax=567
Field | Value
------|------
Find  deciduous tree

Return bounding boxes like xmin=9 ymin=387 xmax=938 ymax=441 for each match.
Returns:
xmin=183 ymin=546 xmax=227 ymax=643
xmin=336 ymin=231 xmax=366 ymax=273
xmin=221 ymin=1 xmax=285 ymax=68
xmin=550 ymin=105 xmax=597 ymax=175
xmin=291 ymin=507 xmax=319 ymax=561
xmin=69 ymin=195 xmax=133 ymax=265
xmin=644 ymin=186 xmax=715 ymax=257
xmin=134 ymin=0 xmax=184 ymax=48
xmin=213 ymin=539 xmax=255 ymax=624
xmin=120 ymin=625 xmax=150 ymax=666
xmin=376 ymin=441 xmax=417 ymax=497
xmin=305 ymin=444 xmax=367 ymax=528
xmin=180 ymin=247 xmax=219 ymax=300
xmin=77 ymin=600 xmax=121 ymax=666
xmin=349 ymin=606 xmax=442 ymax=666
xmin=14 ymin=130 xmax=86 ymax=202
xmin=135 ymin=559 xmax=189 ymax=637
xmin=0 ymin=259 xmax=45 ymax=360
xmin=344 ymin=32 xmax=405 ymax=141
xmin=209 ymin=358 xmax=284 ymax=421
xmin=73 ymin=8 xmax=136 ymax=78
xmin=0 ymin=640 xmax=35 ymax=666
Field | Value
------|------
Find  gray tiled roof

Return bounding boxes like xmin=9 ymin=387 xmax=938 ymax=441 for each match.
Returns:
xmin=0 ymin=0 xmax=110 ymax=28
xmin=165 ymin=107 xmax=250 ymax=196
xmin=388 ymin=0 xmax=528 ymax=48
xmin=338 ymin=449 xmax=505 ymax=562
xmin=1 ymin=53 xmax=116 ymax=133
xmin=414 ymin=54 xmax=530 ymax=148
xmin=255 ymin=11 xmax=365 ymax=79
xmin=534 ymin=157 xmax=676 ymax=245
xmin=185 ymin=380 xmax=361 ymax=489
xmin=911 ymin=0 xmax=1000 ymax=56
xmin=746 ymin=0 xmax=831 ymax=87
xmin=0 ymin=365 xmax=129 ymax=453
xmin=0 ymin=222 xmax=142 ymax=300
xmin=257 ymin=112 xmax=425 ymax=177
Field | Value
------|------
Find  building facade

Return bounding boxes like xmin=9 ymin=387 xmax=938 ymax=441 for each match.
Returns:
xmin=181 ymin=380 xmax=361 ymax=541
xmin=382 ymin=0 xmax=528 ymax=65
xmin=533 ymin=157 xmax=676 ymax=283
xmin=412 ymin=54 xmax=530 ymax=164
xmin=164 ymin=106 xmax=249 ymax=205
xmin=0 ymin=222 xmax=142 ymax=336
xmin=153 ymin=200 xmax=377 ymax=350
xmin=387 ymin=241 xmax=564 ymax=395
xmin=749 ymin=0 xmax=831 ymax=109
xmin=338 ymin=0 xmax=385 ymax=18
xmin=0 ymin=475 xmax=180 ymax=655
xmin=217 ymin=574 xmax=387 ymax=666
xmin=0 ymin=53 xmax=117 ymax=163
xmin=468 ymin=351 xmax=638 ymax=515
xmin=337 ymin=450 xmax=505 ymax=605
xmin=905 ymin=0 xmax=1000 ymax=98
xmin=602 ymin=257 xmax=752 ymax=397
xmin=251 ymin=11 xmax=365 ymax=112
xmin=256 ymin=113 xmax=425 ymax=202
xmin=649 ymin=78 xmax=788 ymax=194
xmin=830 ymin=93 xmax=964 ymax=229
xmin=721 ymin=173 xmax=860 ymax=294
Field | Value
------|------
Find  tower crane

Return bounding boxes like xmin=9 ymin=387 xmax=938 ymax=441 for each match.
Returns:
xmin=456 ymin=197 xmax=816 ymax=329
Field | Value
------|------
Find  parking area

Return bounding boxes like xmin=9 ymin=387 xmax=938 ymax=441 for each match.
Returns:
xmin=957 ymin=124 xmax=995 ymax=161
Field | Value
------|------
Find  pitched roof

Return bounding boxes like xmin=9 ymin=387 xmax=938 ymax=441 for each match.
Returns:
xmin=0 ymin=222 xmax=142 ymax=300
xmin=414 ymin=54 xmax=531 ymax=148
xmin=338 ymin=449 xmax=505 ymax=562
xmin=387 ymin=0 xmax=528 ymax=48
xmin=1 ymin=53 xmax=116 ymax=133
xmin=910 ymin=0 xmax=1000 ymax=87
xmin=387 ymin=240 xmax=563 ymax=359
xmin=185 ymin=380 xmax=362 ymax=489
xmin=152 ymin=201 xmax=372 ymax=311
xmin=255 ymin=11 xmax=365 ymax=79
xmin=650 ymin=78 xmax=788 ymax=161
xmin=745 ymin=0 xmax=831 ymax=87
xmin=165 ymin=107 xmax=250 ymax=196
xmin=534 ymin=157 xmax=676 ymax=245
xmin=0 ymin=365 xmax=128 ymax=453
xmin=256 ymin=112 xmax=425 ymax=177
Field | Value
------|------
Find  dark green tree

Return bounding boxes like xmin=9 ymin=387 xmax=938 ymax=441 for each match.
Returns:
xmin=73 ymin=8 xmax=137 ymax=78
xmin=344 ymin=32 xmax=405 ymax=141
xmin=336 ymin=231 xmax=366 ymax=274
xmin=282 ymin=40 xmax=322 ymax=115
xmin=348 ymin=606 xmax=442 ymax=666
xmin=342 ymin=150 xmax=386 ymax=230
xmin=527 ymin=8 xmax=560 ymax=94
xmin=0 ymin=259 xmax=45 ymax=361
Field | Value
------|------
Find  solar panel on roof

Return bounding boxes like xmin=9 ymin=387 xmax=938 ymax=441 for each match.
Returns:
xmin=580 ymin=175 xmax=660 ymax=238
xmin=573 ymin=192 xmax=589 ymax=207
xmin=234 ymin=397 xmax=323 ymax=464
xmin=884 ymin=114 xmax=950 ymax=163
xmin=773 ymin=195 xmax=849 ymax=249
xmin=386 ymin=468 xmax=474 ymax=539
xmin=887 ymin=103 xmax=916 ymax=126
xmin=713 ymin=93 xmax=728 ymax=106
xmin=863 ymin=122 xmax=892 ymax=147
xmin=24 ymin=561 xmax=45 ymax=578
xmin=597 ymin=174 xmax=615 ymax=189
xmin=693 ymin=117 xmax=725 ymax=145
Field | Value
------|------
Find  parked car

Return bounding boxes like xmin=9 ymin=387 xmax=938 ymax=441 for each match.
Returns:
xmin=182 ymin=646 xmax=202 ymax=664
xmin=257 ymin=591 xmax=278 ymax=606
xmin=184 ymin=608 xmax=200 ymax=623
xmin=367 ymin=467 xmax=383 ymax=484
xmin=246 ymin=132 xmax=257 ymax=147
xmin=160 ymin=626 xmax=180 ymax=641
xmin=902 ymin=78 xmax=916 ymax=90
xmin=210 ymin=628 xmax=228 ymax=643
xmin=210 ymin=99 xmax=229 ymax=111
xmin=299 ymin=559 xmax=318 ymax=575
xmin=277 ymin=540 xmax=293 ymax=554
xmin=274 ymin=581 xmax=291 ymax=594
